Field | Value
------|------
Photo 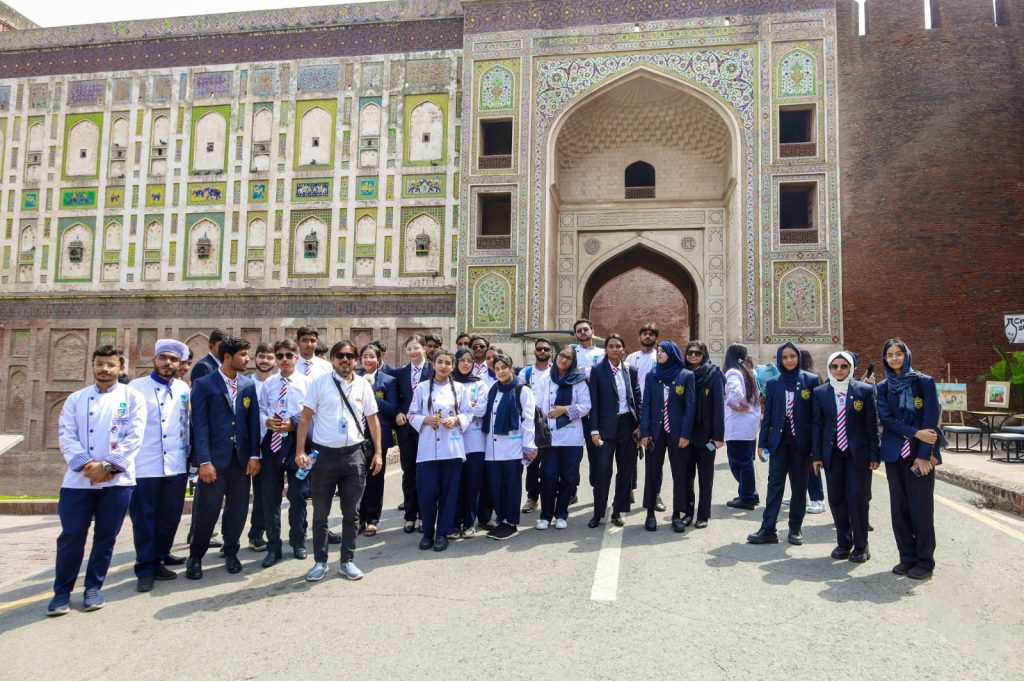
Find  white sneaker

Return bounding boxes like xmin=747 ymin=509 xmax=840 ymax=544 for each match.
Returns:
xmin=305 ymin=562 xmax=329 ymax=582
xmin=782 ymin=497 xmax=792 ymax=506
xmin=535 ymin=519 xmax=550 ymax=530
xmin=338 ymin=561 xmax=364 ymax=580
xmin=807 ymin=500 xmax=825 ymax=514
xmin=554 ymin=518 xmax=568 ymax=530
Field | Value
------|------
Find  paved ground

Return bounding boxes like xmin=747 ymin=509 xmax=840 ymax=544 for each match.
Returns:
xmin=1 ymin=458 xmax=1023 ymax=680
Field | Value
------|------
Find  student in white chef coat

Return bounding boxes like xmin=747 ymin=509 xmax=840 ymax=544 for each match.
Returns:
xmin=409 ymin=349 xmax=472 ymax=552
xmin=477 ymin=354 xmax=537 ymax=541
xmin=533 ymin=345 xmax=591 ymax=531
xmin=453 ymin=348 xmax=490 ymax=538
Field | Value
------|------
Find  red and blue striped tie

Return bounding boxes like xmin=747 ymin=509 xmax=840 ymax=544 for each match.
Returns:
xmin=836 ymin=393 xmax=848 ymax=451
xmin=900 ymin=439 xmax=912 ymax=459
xmin=270 ymin=378 xmax=287 ymax=453
xmin=786 ymin=390 xmax=796 ymax=436
xmin=662 ymin=386 xmax=670 ymax=434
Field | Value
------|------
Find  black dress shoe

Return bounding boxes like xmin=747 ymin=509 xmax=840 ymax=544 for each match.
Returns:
xmin=587 ymin=516 xmax=601 ymax=529
xmin=892 ymin=561 xmax=914 ymax=575
xmin=226 ymin=557 xmax=243 ymax=574
xmin=644 ymin=516 xmax=657 ymax=531
xmin=185 ymin=558 xmax=203 ymax=580
xmin=726 ymin=498 xmax=757 ymax=511
xmin=831 ymin=546 xmax=853 ymax=560
xmin=747 ymin=528 xmax=779 ymax=544
xmin=403 ymin=521 xmax=416 ymax=534
xmin=261 ymin=552 xmax=282 ymax=568
xmin=433 ymin=536 xmax=449 ymax=552
xmin=907 ymin=566 xmax=933 ymax=580
xmin=398 ymin=502 xmax=406 ymax=511
xmin=293 ymin=547 xmax=308 ymax=560
xmin=849 ymin=547 xmax=871 ymax=563
xmin=419 ymin=536 xmax=433 ymax=550
xmin=163 ymin=554 xmax=186 ymax=566
xmin=671 ymin=518 xmax=687 ymax=533
xmin=154 ymin=565 xmax=177 ymax=581
xmin=787 ymin=530 xmax=804 ymax=546
xmin=137 ymin=574 xmax=155 ymax=592
xmin=611 ymin=514 xmax=624 ymax=527
xmin=682 ymin=514 xmax=693 ymax=527
xmin=694 ymin=519 xmax=708 ymax=529
xmin=327 ymin=530 xmax=342 ymax=544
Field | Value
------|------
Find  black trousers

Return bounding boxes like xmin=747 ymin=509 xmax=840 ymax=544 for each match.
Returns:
xmin=592 ymin=413 xmax=637 ymax=518
xmin=684 ymin=439 xmax=717 ymax=521
xmin=189 ymin=457 xmax=251 ymax=560
xmin=760 ymin=436 xmax=810 ymax=533
xmin=643 ymin=431 xmax=686 ymax=514
xmin=583 ymin=414 xmax=599 ymax=488
xmin=260 ymin=445 xmax=309 ymax=553
xmin=524 ymin=456 xmax=541 ymax=502
xmin=310 ymin=443 xmax=366 ymax=564
xmin=398 ymin=434 xmax=419 ymax=522
xmin=247 ymin=467 xmax=265 ymax=542
xmin=824 ymin=450 xmax=872 ymax=550
xmin=886 ymin=458 xmax=936 ymax=571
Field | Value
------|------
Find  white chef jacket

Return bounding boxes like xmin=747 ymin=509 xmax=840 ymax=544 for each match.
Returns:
xmin=574 ymin=345 xmax=606 ymax=379
xmin=460 ymin=379 xmax=490 ymax=454
xmin=129 ymin=375 xmax=189 ymax=478
xmin=475 ymin=384 xmax=537 ymax=462
xmin=409 ymin=379 xmax=472 ymax=462
xmin=534 ymin=374 xmax=591 ymax=447
xmin=59 ymin=382 xmax=147 ymax=489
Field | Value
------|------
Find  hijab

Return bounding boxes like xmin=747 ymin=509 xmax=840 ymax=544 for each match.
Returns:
xmin=654 ymin=341 xmax=684 ymax=386
xmin=549 ymin=349 xmax=585 ymax=430
xmin=826 ymin=351 xmax=856 ymax=395
xmin=482 ymin=373 xmax=519 ymax=435
xmin=452 ymin=349 xmax=481 ymax=384
xmin=776 ymin=341 xmax=803 ymax=392
xmin=882 ymin=341 xmax=920 ymax=421
xmin=689 ymin=346 xmax=722 ymax=426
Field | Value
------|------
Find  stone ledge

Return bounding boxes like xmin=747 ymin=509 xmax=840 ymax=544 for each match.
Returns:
xmin=937 ymin=463 xmax=1024 ymax=516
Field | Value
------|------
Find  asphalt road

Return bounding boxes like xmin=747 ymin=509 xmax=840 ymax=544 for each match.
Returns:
xmin=1 ymin=459 xmax=1022 ymax=680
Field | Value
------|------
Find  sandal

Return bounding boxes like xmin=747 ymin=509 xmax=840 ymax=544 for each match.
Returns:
xmin=364 ymin=524 xmax=377 ymax=537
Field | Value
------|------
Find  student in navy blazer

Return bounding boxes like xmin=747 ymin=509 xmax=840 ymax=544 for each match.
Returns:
xmin=639 ymin=341 xmax=696 ymax=533
xmin=188 ymin=329 xmax=225 ymax=382
xmin=359 ymin=343 xmax=399 ymax=535
xmin=812 ymin=351 xmax=880 ymax=563
xmin=682 ymin=341 xmax=725 ymax=528
xmin=187 ymin=336 xmax=261 ymax=579
xmin=876 ymin=339 xmax=944 ymax=580
xmin=393 ymin=335 xmax=434 ymax=532
xmin=747 ymin=341 xmax=820 ymax=546
xmin=587 ymin=334 xmax=642 ymax=527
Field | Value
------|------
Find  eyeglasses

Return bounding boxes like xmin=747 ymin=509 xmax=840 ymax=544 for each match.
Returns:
xmin=275 ymin=352 xmax=296 ymax=360
xmin=686 ymin=350 xmax=703 ymax=357
xmin=471 ymin=344 xmax=486 ymax=349
xmin=333 ymin=352 xmax=356 ymax=360
xmin=557 ymin=354 xmax=574 ymax=360
xmin=828 ymin=363 xmax=850 ymax=370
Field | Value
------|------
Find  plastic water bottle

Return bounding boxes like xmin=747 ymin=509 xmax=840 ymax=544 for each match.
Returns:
xmin=295 ymin=449 xmax=319 ymax=480
xmin=279 ymin=405 xmax=289 ymax=439
xmin=188 ymin=466 xmax=198 ymax=484
xmin=757 ymin=448 xmax=770 ymax=463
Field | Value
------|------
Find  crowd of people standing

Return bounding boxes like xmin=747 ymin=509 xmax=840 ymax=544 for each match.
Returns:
xmin=45 ymin=320 xmax=945 ymax=616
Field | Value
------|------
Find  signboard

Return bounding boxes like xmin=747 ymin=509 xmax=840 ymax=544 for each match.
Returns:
xmin=1005 ymin=314 xmax=1024 ymax=343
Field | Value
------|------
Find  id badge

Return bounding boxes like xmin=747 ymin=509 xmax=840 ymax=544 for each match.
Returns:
xmin=338 ymin=416 xmax=348 ymax=435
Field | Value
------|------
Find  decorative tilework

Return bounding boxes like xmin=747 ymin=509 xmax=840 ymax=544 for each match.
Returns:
xmin=60 ymin=188 xmax=97 ymax=210
xmin=773 ymin=261 xmax=828 ymax=334
xmin=362 ymin=62 xmax=383 ymax=89
xmin=67 ymin=80 xmax=105 ymax=106
xmin=112 ymin=78 xmax=131 ymax=104
xmin=402 ymin=174 xmax=445 ymax=198
xmin=478 ymin=62 xmax=516 ymax=111
xmin=0 ymin=86 xmax=10 ymax=111
xmin=187 ymin=182 xmax=227 ymax=205
xmin=249 ymin=181 xmax=268 ymax=203
xmin=778 ymin=49 xmax=816 ymax=99
xmin=468 ymin=266 xmax=515 ymax=331
xmin=152 ymin=76 xmax=172 ymax=102
xmin=406 ymin=58 xmax=449 ymax=84
xmin=105 ymin=186 xmax=124 ymax=208
xmin=293 ymin=178 xmax=332 ymax=202
xmin=252 ymin=68 xmax=276 ymax=96
xmin=144 ymin=185 xmax=166 ymax=208
xmin=194 ymin=71 xmax=232 ymax=98
xmin=297 ymin=65 xmax=339 ymax=92
xmin=29 ymin=83 xmax=48 ymax=109
xmin=22 ymin=190 xmax=39 ymax=211
xmin=357 ymin=177 xmax=378 ymax=201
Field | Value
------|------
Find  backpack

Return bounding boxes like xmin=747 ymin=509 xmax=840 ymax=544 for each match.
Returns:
xmin=487 ymin=382 xmax=552 ymax=449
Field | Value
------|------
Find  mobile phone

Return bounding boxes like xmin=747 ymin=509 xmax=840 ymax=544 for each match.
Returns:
xmin=706 ymin=441 xmax=716 ymax=452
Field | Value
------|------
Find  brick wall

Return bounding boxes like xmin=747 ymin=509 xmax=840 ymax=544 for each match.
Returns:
xmin=588 ymin=268 xmax=692 ymax=353
xmin=836 ymin=0 xmax=1024 ymax=403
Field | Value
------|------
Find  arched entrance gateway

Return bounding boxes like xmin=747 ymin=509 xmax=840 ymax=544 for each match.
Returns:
xmin=543 ymin=68 xmax=744 ymax=359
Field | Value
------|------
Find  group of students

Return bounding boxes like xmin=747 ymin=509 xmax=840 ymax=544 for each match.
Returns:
xmin=45 ymin=320 xmax=944 ymax=616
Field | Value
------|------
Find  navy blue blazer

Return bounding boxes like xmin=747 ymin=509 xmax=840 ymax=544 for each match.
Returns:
xmin=640 ymin=369 xmax=696 ymax=443
xmin=757 ymin=370 xmax=820 ymax=453
xmin=811 ymin=380 xmax=881 ymax=467
xmin=189 ymin=353 xmax=218 ymax=382
xmin=191 ymin=371 xmax=261 ymax=469
xmin=362 ymin=370 xmax=399 ymax=451
xmin=395 ymin=361 xmax=434 ymax=443
xmin=876 ymin=373 xmax=944 ymax=464
xmin=691 ymin=369 xmax=726 ymax=445
xmin=588 ymin=359 xmax=642 ymax=439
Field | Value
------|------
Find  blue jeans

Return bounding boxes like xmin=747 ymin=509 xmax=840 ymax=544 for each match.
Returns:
xmin=726 ymin=440 xmax=759 ymax=504
xmin=54 ymin=486 xmax=133 ymax=596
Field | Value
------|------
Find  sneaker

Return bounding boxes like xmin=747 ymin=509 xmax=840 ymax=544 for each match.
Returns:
xmin=554 ymin=518 xmax=568 ymax=530
xmin=306 ymin=561 xmax=329 ymax=582
xmin=338 ymin=561 xmax=364 ymax=581
xmin=461 ymin=526 xmax=476 ymax=538
xmin=654 ymin=495 xmax=666 ymax=513
xmin=46 ymin=593 xmax=71 ymax=617
xmin=248 ymin=537 xmax=268 ymax=552
xmin=782 ymin=497 xmax=792 ymax=506
xmin=488 ymin=523 xmax=520 ymax=541
xmin=446 ymin=530 xmax=462 ymax=540
xmin=807 ymin=500 xmax=825 ymax=514
xmin=83 ymin=588 xmax=105 ymax=612
xmin=521 ymin=498 xmax=539 ymax=513
xmin=535 ymin=519 xmax=550 ymax=530
xmin=483 ymin=520 xmax=499 ymax=530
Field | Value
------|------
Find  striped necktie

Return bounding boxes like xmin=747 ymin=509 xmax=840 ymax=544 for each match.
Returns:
xmin=227 ymin=378 xmax=237 ymax=409
xmin=900 ymin=438 xmax=912 ymax=459
xmin=662 ymin=385 xmax=670 ymax=434
xmin=785 ymin=390 xmax=796 ymax=436
xmin=270 ymin=378 xmax=287 ymax=453
xmin=412 ymin=364 xmax=421 ymax=386
xmin=304 ymin=359 xmax=312 ymax=376
xmin=836 ymin=392 xmax=848 ymax=451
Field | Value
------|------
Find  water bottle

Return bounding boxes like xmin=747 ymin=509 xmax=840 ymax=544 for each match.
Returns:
xmin=757 ymin=448 xmax=770 ymax=463
xmin=295 ymin=449 xmax=319 ymax=480
xmin=706 ymin=441 xmax=717 ymax=452
xmin=279 ymin=405 xmax=289 ymax=439
xmin=188 ymin=466 xmax=198 ymax=484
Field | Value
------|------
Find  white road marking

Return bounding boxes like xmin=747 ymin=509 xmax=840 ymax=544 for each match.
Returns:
xmin=590 ymin=522 xmax=624 ymax=602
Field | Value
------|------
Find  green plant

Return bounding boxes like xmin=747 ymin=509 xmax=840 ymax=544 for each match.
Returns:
xmin=983 ymin=348 xmax=1024 ymax=413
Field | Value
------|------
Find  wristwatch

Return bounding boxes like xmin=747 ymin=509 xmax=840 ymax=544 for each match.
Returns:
xmin=100 ymin=461 xmax=120 ymax=474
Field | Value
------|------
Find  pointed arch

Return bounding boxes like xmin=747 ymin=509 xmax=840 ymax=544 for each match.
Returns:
xmin=110 ymin=117 xmax=129 ymax=148
xmin=252 ymin=108 xmax=273 ymax=142
xmin=479 ymin=64 xmax=515 ymax=111
xmin=777 ymin=48 xmax=817 ymax=98
xmin=298 ymin=106 xmax=331 ymax=166
xmin=359 ymin=102 xmax=381 ymax=136
xmin=27 ymin=122 xmax=44 ymax=152
xmin=151 ymin=114 xmax=170 ymax=144
xmin=66 ymin=118 xmax=100 ymax=176
xmin=777 ymin=265 xmax=823 ymax=329
xmin=193 ymin=111 xmax=227 ymax=171
xmin=408 ymin=101 xmax=444 ymax=162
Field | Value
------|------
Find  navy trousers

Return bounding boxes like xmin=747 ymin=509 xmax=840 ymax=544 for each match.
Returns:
xmin=399 ymin=434 xmax=420 ymax=522
xmin=260 ymin=451 xmax=309 ymax=553
xmin=417 ymin=458 xmax=463 ymax=540
xmin=247 ymin=468 xmax=266 ymax=542
xmin=540 ymin=445 xmax=583 ymax=521
xmin=592 ymin=413 xmax=637 ymax=519
xmin=189 ymin=457 xmax=251 ymax=560
xmin=807 ymin=467 xmax=825 ymax=502
xmin=54 ymin=486 xmax=133 ymax=596
xmin=683 ymin=439 xmax=717 ymax=521
xmin=886 ymin=458 xmax=936 ymax=571
xmin=824 ymin=451 xmax=872 ymax=550
xmin=524 ymin=456 xmax=541 ymax=502
xmin=476 ymin=459 xmax=495 ymax=525
xmin=129 ymin=474 xmax=187 ymax=577
xmin=486 ymin=459 xmax=523 ymax=527
xmin=643 ymin=431 xmax=687 ymax=514
xmin=760 ymin=436 xmax=810 ymax=533
xmin=458 ymin=451 xmax=486 ymax=529
xmin=358 ymin=439 xmax=387 ymax=526
xmin=726 ymin=440 xmax=759 ymax=504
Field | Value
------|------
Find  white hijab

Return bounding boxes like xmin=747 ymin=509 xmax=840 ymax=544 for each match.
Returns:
xmin=826 ymin=351 xmax=856 ymax=395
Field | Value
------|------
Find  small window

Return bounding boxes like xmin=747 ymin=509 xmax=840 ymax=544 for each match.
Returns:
xmin=206 ymin=142 xmax=215 ymax=153
xmin=311 ymin=137 xmax=320 ymax=148
xmin=421 ymin=133 xmax=431 ymax=144
xmin=477 ymin=192 xmax=512 ymax=249
xmin=779 ymin=183 xmax=816 ymax=230
xmin=624 ymin=161 xmax=656 ymax=199
xmin=303 ymin=233 xmax=319 ymax=259
xmin=480 ymin=120 xmax=512 ymax=156
xmin=779 ymin=106 xmax=814 ymax=144
xmin=79 ymin=149 xmax=88 ymax=159
xmin=414 ymin=233 xmax=430 ymax=257
xmin=67 ymin=239 xmax=84 ymax=263
xmin=196 ymin=235 xmax=213 ymax=259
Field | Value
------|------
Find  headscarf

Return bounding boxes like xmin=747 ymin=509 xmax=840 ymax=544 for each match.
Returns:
xmin=689 ymin=346 xmax=721 ymax=426
xmin=482 ymin=376 xmax=519 ymax=435
xmin=882 ymin=340 xmax=920 ymax=420
xmin=452 ymin=348 xmax=481 ymax=384
xmin=549 ymin=348 xmax=585 ymax=430
xmin=654 ymin=341 xmax=684 ymax=386
xmin=826 ymin=351 xmax=856 ymax=395
xmin=776 ymin=342 xmax=803 ymax=392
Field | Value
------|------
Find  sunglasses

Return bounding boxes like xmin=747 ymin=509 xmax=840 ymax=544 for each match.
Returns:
xmin=575 ymin=329 xmax=590 ymax=334
xmin=829 ymin=364 xmax=851 ymax=370
xmin=536 ymin=348 xmax=551 ymax=353
xmin=471 ymin=344 xmax=487 ymax=349
xmin=333 ymin=352 xmax=356 ymax=360
xmin=275 ymin=352 xmax=296 ymax=360
xmin=686 ymin=350 xmax=703 ymax=357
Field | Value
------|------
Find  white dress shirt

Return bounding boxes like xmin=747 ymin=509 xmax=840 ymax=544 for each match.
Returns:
xmin=409 ymin=379 xmax=472 ymax=462
xmin=59 ymin=382 xmax=147 ymax=489
xmin=298 ymin=355 xmax=332 ymax=380
xmin=258 ymin=371 xmax=310 ymax=441
xmin=129 ymin=375 xmax=190 ymax=478
xmin=534 ymin=374 xmax=591 ymax=447
xmin=626 ymin=348 xmax=657 ymax=399
xmin=302 ymin=372 xmax=378 ymax=448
